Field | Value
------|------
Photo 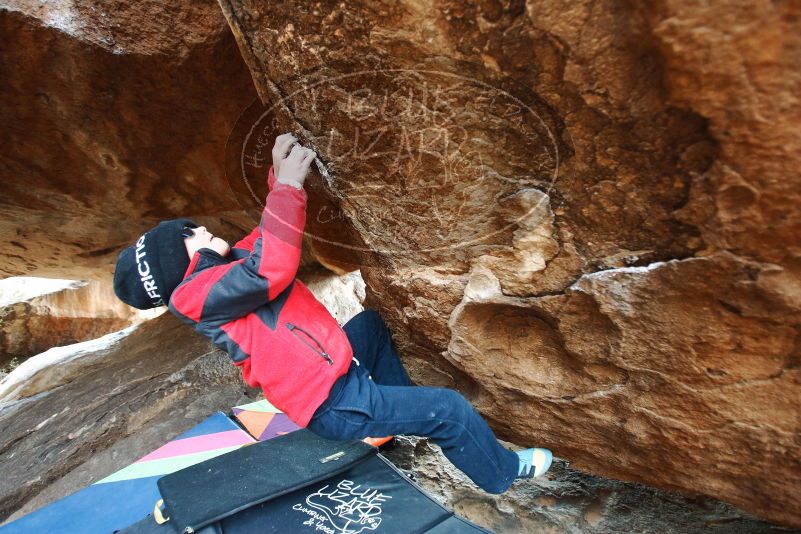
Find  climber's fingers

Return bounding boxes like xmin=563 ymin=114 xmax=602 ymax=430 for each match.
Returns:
xmin=274 ymin=132 xmax=296 ymax=148
xmin=301 ymin=148 xmax=316 ymax=169
xmin=276 ymin=144 xmax=314 ymax=186
xmin=287 ymin=143 xmax=307 ymax=162
xmin=272 ymin=132 xmax=297 ymax=169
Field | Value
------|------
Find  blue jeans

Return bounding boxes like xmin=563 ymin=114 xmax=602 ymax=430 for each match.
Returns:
xmin=307 ymin=309 xmax=519 ymax=494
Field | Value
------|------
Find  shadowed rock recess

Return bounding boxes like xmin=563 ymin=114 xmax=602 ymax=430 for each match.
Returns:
xmin=217 ymin=0 xmax=801 ymax=527
xmin=0 ymin=0 xmax=258 ymax=280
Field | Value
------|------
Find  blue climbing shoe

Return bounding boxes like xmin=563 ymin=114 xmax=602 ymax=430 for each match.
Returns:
xmin=516 ymin=448 xmax=553 ymax=479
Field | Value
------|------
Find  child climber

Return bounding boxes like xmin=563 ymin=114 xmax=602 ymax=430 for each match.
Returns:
xmin=113 ymin=132 xmax=553 ymax=494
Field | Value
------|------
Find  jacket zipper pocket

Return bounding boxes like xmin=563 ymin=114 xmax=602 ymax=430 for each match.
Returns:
xmin=286 ymin=322 xmax=334 ymax=365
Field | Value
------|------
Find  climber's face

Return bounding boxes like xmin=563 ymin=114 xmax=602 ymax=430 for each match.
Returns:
xmin=182 ymin=224 xmax=230 ymax=259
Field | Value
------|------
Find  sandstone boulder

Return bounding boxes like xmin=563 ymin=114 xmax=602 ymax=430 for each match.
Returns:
xmin=0 ymin=312 xmax=255 ymax=523
xmin=218 ymin=0 xmax=801 ymax=525
xmin=0 ymin=277 xmax=158 ymax=374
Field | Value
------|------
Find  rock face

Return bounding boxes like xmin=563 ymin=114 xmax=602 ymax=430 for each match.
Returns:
xmin=0 ymin=277 xmax=157 ymax=373
xmin=218 ymin=0 xmax=801 ymax=526
xmin=382 ymin=436 xmax=785 ymax=533
xmin=0 ymin=0 xmax=259 ymax=280
xmin=0 ymin=312 xmax=257 ymax=523
xmin=2 ymin=0 xmax=799 ymax=528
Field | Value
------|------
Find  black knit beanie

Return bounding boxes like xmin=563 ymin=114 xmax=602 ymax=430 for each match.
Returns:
xmin=113 ymin=218 xmax=196 ymax=310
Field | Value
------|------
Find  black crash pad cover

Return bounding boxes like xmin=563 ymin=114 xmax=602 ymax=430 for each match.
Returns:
xmin=157 ymin=429 xmax=376 ymax=533
xmin=119 ymin=454 xmax=492 ymax=534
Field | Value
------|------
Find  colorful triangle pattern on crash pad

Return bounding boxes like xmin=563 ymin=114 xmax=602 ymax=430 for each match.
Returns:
xmin=231 ymin=398 xmax=300 ymax=441
xmin=231 ymin=399 xmax=393 ymax=447
xmin=94 ymin=420 xmax=254 ymax=484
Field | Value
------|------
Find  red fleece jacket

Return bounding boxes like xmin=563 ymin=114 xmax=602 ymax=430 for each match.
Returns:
xmin=168 ymin=165 xmax=352 ymax=427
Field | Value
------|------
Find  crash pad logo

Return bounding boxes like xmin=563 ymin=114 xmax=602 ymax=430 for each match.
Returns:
xmin=225 ymin=68 xmax=565 ymax=263
xmin=291 ymin=479 xmax=391 ymax=533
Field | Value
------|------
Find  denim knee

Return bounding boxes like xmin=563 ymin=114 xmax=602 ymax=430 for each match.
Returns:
xmin=428 ymin=388 xmax=472 ymax=421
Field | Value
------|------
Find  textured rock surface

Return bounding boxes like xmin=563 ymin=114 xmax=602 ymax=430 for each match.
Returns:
xmin=0 ymin=277 xmax=157 ymax=372
xmin=1 ymin=0 xmax=799 ymax=528
xmin=382 ymin=436 xmax=791 ymax=533
xmin=0 ymin=0 xmax=258 ymax=280
xmin=219 ymin=0 xmax=801 ymax=526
